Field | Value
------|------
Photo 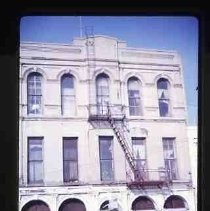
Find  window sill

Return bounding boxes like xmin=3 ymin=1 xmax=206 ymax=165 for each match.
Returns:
xmin=63 ymin=181 xmax=80 ymax=186
xmin=26 ymin=183 xmax=44 ymax=187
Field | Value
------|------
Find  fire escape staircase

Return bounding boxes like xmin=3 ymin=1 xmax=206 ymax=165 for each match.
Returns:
xmin=107 ymin=105 xmax=171 ymax=189
xmin=107 ymin=106 xmax=144 ymax=182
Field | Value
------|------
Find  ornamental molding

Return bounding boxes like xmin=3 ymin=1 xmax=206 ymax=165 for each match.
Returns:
xmin=174 ymin=84 xmax=183 ymax=88
xmin=121 ymin=51 xmax=175 ymax=59
xmin=21 ymin=45 xmax=82 ymax=54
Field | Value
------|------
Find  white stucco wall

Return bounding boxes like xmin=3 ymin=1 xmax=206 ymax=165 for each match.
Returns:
xmin=19 ymin=35 xmax=194 ymax=211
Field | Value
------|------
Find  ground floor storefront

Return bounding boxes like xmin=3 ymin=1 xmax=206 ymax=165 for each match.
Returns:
xmin=19 ymin=185 xmax=195 ymax=211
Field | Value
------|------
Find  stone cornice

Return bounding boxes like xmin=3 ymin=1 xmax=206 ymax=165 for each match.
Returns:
xmin=20 ymin=57 xmax=180 ymax=68
xmin=20 ymin=116 xmax=186 ymax=123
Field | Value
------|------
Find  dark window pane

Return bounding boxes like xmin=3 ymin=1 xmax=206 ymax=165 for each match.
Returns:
xmin=100 ymin=201 xmax=109 ymax=210
xmin=61 ymin=75 xmax=74 ymax=89
xmin=64 ymin=161 xmax=78 ymax=181
xmin=28 ymin=138 xmax=43 ymax=184
xmin=157 ymin=78 xmax=170 ymax=117
xmin=63 ymin=138 xmax=78 ymax=181
xmin=99 ymin=137 xmax=113 ymax=181
xmin=159 ymin=100 xmax=169 ymax=117
xmin=59 ymin=199 xmax=86 ymax=211
xmin=64 ymin=147 xmax=77 ymax=160
xmin=157 ymin=78 xmax=168 ymax=89
xmin=99 ymin=140 xmax=112 ymax=159
xmin=22 ymin=201 xmax=50 ymax=211
xmin=132 ymin=197 xmax=155 ymax=210
xmin=164 ymin=196 xmax=185 ymax=208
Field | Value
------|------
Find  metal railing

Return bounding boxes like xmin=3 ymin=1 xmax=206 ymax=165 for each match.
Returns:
xmin=89 ymin=103 xmax=125 ymax=118
xmin=137 ymin=168 xmax=171 ymax=182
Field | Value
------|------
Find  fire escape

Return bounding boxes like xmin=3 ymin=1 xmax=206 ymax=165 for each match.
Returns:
xmin=85 ymin=29 xmax=172 ymax=189
xmin=107 ymin=105 xmax=172 ymax=189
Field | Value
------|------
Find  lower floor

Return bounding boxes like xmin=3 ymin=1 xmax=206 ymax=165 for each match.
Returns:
xmin=19 ymin=184 xmax=196 ymax=211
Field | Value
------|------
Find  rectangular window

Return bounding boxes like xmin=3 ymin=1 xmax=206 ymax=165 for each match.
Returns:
xmin=28 ymin=137 xmax=43 ymax=184
xmin=162 ymin=137 xmax=178 ymax=180
xmin=132 ymin=137 xmax=147 ymax=179
xmin=63 ymin=137 xmax=78 ymax=182
xmin=99 ymin=136 xmax=113 ymax=181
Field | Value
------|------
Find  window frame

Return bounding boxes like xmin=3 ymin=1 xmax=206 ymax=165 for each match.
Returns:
xmin=61 ymin=74 xmax=76 ymax=116
xmin=96 ymin=74 xmax=110 ymax=115
xmin=162 ymin=137 xmax=178 ymax=180
xmin=63 ymin=137 xmax=78 ymax=182
xmin=27 ymin=137 xmax=44 ymax=185
xmin=99 ymin=136 xmax=114 ymax=182
xmin=127 ymin=77 xmax=142 ymax=116
xmin=132 ymin=137 xmax=147 ymax=179
xmin=157 ymin=78 xmax=171 ymax=117
xmin=27 ymin=72 xmax=43 ymax=115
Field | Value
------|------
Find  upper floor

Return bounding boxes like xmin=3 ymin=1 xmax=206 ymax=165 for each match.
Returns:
xmin=20 ymin=35 xmax=187 ymax=121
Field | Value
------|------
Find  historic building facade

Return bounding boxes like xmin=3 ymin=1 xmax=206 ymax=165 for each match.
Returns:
xmin=19 ymin=35 xmax=195 ymax=211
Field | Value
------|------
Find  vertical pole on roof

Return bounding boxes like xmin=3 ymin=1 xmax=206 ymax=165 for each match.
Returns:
xmin=79 ymin=16 xmax=83 ymax=38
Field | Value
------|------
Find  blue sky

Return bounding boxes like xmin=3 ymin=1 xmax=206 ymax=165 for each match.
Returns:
xmin=20 ymin=16 xmax=198 ymax=125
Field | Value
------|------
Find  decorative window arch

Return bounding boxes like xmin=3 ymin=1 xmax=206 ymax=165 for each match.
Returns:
xmin=58 ymin=198 xmax=86 ymax=211
xmin=96 ymin=73 xmax=110 ymax=115
xmin=164 ymin=195 xmax=187 ymax=209
xmin=131 ymin=196 xmax=155 ymax=210
xmin=100 ymin=199 xmax=120 ymax=211
xmin=100 ymin=201 xmax=109 ymax=210
xmin=27 ymin=72 xmax=43 ymax=115
xmin=127 ymin=77 xmax=142 ymax=116
xmin=61 ymin=74 xmax=76 ymax=116
xmin=21 ymin=200 xmax=50 ymax=211
xmin=157 ymin=78 xmax=170 ymax=117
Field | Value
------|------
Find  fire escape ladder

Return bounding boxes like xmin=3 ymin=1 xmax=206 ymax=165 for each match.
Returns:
xmin=107 ymin=107 xmax=144 ymax=182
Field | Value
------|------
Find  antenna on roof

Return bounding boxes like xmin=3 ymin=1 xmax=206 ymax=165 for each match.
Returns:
xmin=79 ymin=16 xmax=83 ymax=38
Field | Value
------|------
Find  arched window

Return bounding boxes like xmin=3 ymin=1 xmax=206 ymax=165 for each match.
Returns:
xmin=59 ymin=198 xmax=86 ymax=211
xmin=96 ymin=73 xmax=109 ymax=115
xmin=27 ymin=72 xmax=42 ymax=115
xmin=100 ymin=199 xmax=120 ymax=211
xmin=157 ymin=78 xmax=170 ymax=117
xmin=100 ymin=201 xmax=109 ymax=210
xmin=22 ymin=200 xmax=50 ymax=211
xmin=164 ymin=195 xmax=186 ymax=209
xmin=131 ymin=196 xmax=155 ymax=210
xmin=61 ymin=74 xmax=75 ymax=116
xmin=128 ymin=77 xmax=141 ymax=116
